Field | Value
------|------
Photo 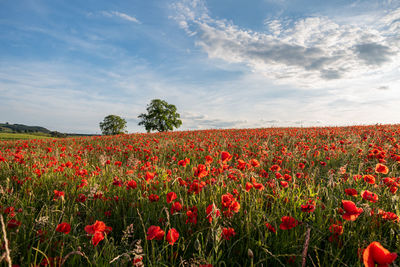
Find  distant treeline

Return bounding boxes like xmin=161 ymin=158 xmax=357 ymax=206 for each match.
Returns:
xmin=0 ymin=123 xmax=97 ymax=138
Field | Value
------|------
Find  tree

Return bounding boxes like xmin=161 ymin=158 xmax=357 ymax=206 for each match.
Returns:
xmin=99 ymin=115 xmax=127 ymax=135
xmin=138 ymin=99 xmax=182 ymax=133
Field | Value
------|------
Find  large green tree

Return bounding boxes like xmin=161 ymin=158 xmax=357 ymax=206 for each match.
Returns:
xmin=99 ymin=115 xmax=127 ymax=135
xmin=138 ymin=99 xmax=182 ymax=133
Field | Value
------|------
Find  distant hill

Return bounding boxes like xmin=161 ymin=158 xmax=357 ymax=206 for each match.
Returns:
xmin=0 ymin=123 xmax=97 ymax=138
xmin=0 ymin=123 xmax=51 ymax=133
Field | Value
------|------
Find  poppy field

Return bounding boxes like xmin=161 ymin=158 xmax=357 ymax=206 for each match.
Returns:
xmin=1 ymin=125 xmax=400 ymax=266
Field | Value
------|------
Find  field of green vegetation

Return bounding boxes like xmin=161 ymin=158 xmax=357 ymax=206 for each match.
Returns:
xmin=0 ymin=132 xmax=53 ymax=140
xmin=1 ymin=125 xmax=399 ymax=266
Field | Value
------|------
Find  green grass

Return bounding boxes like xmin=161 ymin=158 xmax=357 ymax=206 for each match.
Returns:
xmin=0 ymin=132 xmax=53 ymax=140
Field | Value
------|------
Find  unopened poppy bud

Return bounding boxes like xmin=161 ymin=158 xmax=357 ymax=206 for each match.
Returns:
xmin=248 ymin=248 xmax=254 ymax=259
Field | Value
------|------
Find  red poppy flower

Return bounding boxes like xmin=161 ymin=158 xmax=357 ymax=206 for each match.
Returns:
xmin=270 ymin=165 xmax=281 ymax=172
xmin=84 ymin=220 xmax=112 ymax=246
xmin=279 ymin=216 xmax=298 ymax=230
xmin=229 ymin=201 xmax=240 ymax=213
xmin=91 ymin=232 xmax=104 ymax=246
xmin=85 ymin=221 xmax=108 ymax=234
xmin=283 ymin=174 xmax=292 ymax=181
xmin=76 ymin=194 xmax=87 ymax=203
xmin=4 ymin=206 xmax=15 ymax=217
xmin=166 ymin=228 xmax=179 ymax=245
xmin=363 ymin=175 xmax=376 ymax=184
xmin=375 ymin=163 xmax=389 ymax=174
xmin=341 ymin=200 xmax=363 ymax=221
xmin=7 ymin=218 xmax=21 ymax=229
xmin=221 ymin=151 xmax=232 ymax=163
xmin=194 ymin=164 xmax=208 ymax=178
xmin=56 ymin=222 xmax=71 ymax=234
xmin=205 ymin=155 xmax=213 ymax=165
xmin=245 ymin=182 xmax=253 ymax=192
xmin=146 ymin=225 xmax=165 ymax=241
xmin=301 ymin=203 xmax=315 ymax=213
xmin=221 ymin=227 xmax=236 ymax=240
xmin=265 ymin=222 xmax=276 ymax=233
xmin=329 ymin=222 xmax=343 ymax=235
xmin=345 ymin=188 xmax=358 ymax=196
xmin=171 ymin=201 xmax=182 ymax=214
xmin=380 ymin=211 xmax=399 ymax=222
xmin=188 ymin=180 xmax=206 ymax=194
xmin=390 ymin=186 xmax=398 ymax=194
xmin=145 ymin=171 xmax=155 ymax=182
xmin=253 ymin=182 xmax=264 ymax=191
xmin=148 ymin=194 xmax=160 ymax=202
xmin=114 ymin=161 xmax=122 ymax=167
xmin=363 ymin=241 xmax=397 ymax=267
xmin=112 ymin=177 xmax=122 ymax=187
xmin=237 ymin=159 xmax=247 ymax=170
xmin=221 ymin=193 xmax=234 ymax=208
xmin=280 ymin=180 xmax=289 ymax=188
xmin=53 ymin=190 xmax=65 ymax=200
xmin=166 ymin=192 xmax=177 ymax=204
xmin=361 ymin=190 xmax=378 ymax=203
xmin=383 ymin=177 xmax=395 ymax=186
xmin=186 ymin=206 xmax=198 ymax=224
xmin=250 ymin=159 xmax=260 ymax=167
xmin=126 ymin=180 xmax=137 ymax=190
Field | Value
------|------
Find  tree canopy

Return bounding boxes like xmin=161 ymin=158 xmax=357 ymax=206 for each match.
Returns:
xmin=99 ymin=115 xmax=127 ymax=135
xmin=138 ymin=99 xmax=182 ymax=133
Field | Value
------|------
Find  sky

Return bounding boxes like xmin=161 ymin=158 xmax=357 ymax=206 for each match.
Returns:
xmin=0 ymin=0 xmax=399 ymax=134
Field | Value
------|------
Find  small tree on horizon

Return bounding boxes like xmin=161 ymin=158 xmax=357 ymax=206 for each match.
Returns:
xmin=138 ymin=99 xmax=182 ymax=133
xmin=99 ymin=115 xmax=127 ymax=135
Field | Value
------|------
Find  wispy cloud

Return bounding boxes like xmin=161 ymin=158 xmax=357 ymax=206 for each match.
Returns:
xmin=102 ymin=11 xmax=141 ymax=24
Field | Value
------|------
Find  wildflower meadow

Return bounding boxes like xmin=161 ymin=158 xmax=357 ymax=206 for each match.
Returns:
xmin=1 ymin=125 xmax=399 ymax=266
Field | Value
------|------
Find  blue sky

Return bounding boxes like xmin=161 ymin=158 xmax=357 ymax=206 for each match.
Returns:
xmin=1 ymin=0 xmax=399 ymax=134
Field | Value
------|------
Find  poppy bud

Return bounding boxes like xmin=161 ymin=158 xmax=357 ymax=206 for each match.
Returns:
xmin=248 ymin=248 xmax=254 ymax=259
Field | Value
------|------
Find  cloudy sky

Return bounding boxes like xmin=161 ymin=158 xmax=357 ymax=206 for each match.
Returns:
xmin=1 ymin=0 xmax=399 ymax=134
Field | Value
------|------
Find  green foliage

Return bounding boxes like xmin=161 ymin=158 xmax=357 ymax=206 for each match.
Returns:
xmin=99 ymin=115 xmax=127 ymax=135
xmin=50 ymin=131 xmax=67 ymax=138
xmin=0 ymin=132 xmax=53 ymax=140
xmin=0 ymin=123 xmax=51 ymax=133
xmin=138 ymin=99 xmax=182 ymax=133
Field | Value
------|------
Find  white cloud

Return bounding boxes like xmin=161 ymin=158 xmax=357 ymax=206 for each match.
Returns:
xmin=172 ymin=0 xmax=400 ymax=88
xmin=102 ymin=11 xmax=140 ymax=24
xmin=181 ymin=111 xmax=323 ymax=130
